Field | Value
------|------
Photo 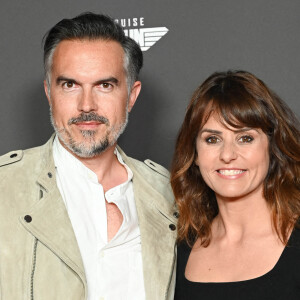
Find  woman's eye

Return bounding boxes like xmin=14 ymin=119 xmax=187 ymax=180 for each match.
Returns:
xmin=206 ymin=136 xmax=219 ymax=144
xmin=238 ymin=135 xmax=254 ymax=143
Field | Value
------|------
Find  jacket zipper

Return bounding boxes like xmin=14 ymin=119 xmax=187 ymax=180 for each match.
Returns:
xmin=30 ymin=238 xmax=38 ymax=300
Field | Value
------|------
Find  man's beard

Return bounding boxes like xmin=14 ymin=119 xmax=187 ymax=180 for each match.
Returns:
xmin=50 ymin=108 xmax=128 ymax=158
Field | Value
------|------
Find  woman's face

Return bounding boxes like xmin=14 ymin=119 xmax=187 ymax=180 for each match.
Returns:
xmin=195 ymin=113 xmax=270 ymax=201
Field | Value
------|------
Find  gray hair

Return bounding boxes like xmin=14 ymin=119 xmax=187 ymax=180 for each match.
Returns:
xmin=43 ymin=12 xmax=143 ymax=92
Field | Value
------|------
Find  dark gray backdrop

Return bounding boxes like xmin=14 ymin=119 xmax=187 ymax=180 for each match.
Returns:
xmin=0 ymin=0 xmax=299 ymax=168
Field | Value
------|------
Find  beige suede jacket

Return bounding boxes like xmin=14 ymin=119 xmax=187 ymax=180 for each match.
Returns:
xmin=0 ymin=136 xmax=177 ymax=300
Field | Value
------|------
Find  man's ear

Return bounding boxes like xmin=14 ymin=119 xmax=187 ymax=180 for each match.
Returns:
xmin=127 ymin=81 xmax=141 ymax=112
xmin=44 ymin=80 xmax=51 ymax=105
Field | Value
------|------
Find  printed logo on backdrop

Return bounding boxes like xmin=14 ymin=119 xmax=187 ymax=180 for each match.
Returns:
xmin=115 ymin=17 xmax=168 ymax=51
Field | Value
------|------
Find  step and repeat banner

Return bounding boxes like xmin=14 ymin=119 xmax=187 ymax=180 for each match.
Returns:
xmin=0 ymin=0 xmax=299 ymax=167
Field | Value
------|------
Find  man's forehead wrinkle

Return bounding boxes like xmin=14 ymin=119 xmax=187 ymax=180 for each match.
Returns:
xmin=52 ymin=45 xmax=124 ymax=73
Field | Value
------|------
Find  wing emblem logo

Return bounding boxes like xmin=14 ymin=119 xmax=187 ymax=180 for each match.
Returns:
xmin=124 ymin=27 xmax=169 ymax=51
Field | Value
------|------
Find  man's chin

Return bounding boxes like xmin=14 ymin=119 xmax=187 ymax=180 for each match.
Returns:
xmin=60 ymin=137 xmax=111 ymax=158
xmin=78 ymin=130 xmax=98 ymax=138
xmin=54 ymin=125 xmax=121 ymax=158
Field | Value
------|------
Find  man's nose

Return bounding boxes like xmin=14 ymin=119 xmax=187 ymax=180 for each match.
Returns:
xmin=219 ymin=141 xmax=238 ymax=163
xmin=77 ymin=88 xmax=98 ymax=112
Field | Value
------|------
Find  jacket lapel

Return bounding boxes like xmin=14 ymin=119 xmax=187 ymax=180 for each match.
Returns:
xmin=123 ymin=154 xmax=177 ymax=299
xmin=19 ymin=137 xmax=86 ymax=291
xmin=134 ymin=181 xmax=177 ymax=299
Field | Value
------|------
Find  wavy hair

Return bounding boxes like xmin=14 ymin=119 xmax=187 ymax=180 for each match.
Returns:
xmin=171 ymin=70 xmax=300 ymax=247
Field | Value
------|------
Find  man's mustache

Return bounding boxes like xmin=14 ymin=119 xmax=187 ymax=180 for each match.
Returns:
xmin=68 ymin=113 xmax=109 ymax=126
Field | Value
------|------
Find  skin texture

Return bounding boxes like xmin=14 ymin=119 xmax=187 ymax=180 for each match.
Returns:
xmin=44 ymin=39 xmax=141 ymax=241
xmin=186 ymin=114 xmax=285 ymax=282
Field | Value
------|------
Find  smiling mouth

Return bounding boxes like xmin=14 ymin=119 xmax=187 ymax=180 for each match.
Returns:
xmin=217 ymin=169 xmax=246 ymax=176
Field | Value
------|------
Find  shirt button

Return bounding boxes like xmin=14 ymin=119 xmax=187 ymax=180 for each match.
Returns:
xmin=99 ymin=297 xmax=104 ymax=300
xmin=100 ymin=251 xmax=105 ymax=258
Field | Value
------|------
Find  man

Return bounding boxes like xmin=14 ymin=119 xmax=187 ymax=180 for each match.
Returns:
xmin=0 ymin=13 xmax=177 ymax=300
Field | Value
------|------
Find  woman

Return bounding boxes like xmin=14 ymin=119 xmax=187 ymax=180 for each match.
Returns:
xmin=171 ymin=70 xmax=300 ymax=299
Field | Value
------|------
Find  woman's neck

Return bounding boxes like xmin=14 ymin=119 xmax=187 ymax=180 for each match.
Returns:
xmin=213 ymin=191 xmax=274 ymax=243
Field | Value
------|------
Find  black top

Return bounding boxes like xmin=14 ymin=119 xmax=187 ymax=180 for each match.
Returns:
xmin=174 ymin=227 xmax=300 ymax=300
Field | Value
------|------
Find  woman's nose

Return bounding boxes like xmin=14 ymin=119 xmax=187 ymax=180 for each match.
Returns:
xmin=219 ymin=141 xmax=238 ymax=163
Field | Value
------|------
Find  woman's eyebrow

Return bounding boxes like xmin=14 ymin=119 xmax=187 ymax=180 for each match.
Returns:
xmin=199 ymin=127 xmax=259 ymax=135
xmin=200 ymin=129 xmax=222 ymax=134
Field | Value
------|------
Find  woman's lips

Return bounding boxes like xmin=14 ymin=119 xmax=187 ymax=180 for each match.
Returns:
xmin=216 ymin=169 xmax=246 ymax=179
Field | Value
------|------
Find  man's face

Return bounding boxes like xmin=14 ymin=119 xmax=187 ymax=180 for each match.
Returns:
xmin=44 ymin=39 xmax=141 ymax=157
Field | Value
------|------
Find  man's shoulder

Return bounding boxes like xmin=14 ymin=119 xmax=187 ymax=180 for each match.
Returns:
xmin=0 ymin=149 xmax=24 ymax=168
xmin=117 ymin=146 xmax=170 ymax=180
xmin=0 ymin=145 xmax=43 ymax=167
xmin=118 ymin=148 xmax=174 ymax=203
xmin=0 ymin=142 xmax=50 ymax=178
xmin=127 ymin=156 xmax=170 ymax=179
xmin=120 ymin=151 xmax=177 ymax=220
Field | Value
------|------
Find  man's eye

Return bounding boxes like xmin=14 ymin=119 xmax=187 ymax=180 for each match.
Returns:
xmin=238 ymin=135 xmax=254 ymax=143
xmin=206 ymin=136 xmax=219 ymax=144
xmin=101 ymin=83 xmax=112 ymax=89
xmin=63 ymin=81 xmax=75 ymax=88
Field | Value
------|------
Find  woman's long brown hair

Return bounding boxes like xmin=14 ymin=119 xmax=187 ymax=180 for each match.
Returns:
xmin=171 ymin=70 xmax=300 ymax=247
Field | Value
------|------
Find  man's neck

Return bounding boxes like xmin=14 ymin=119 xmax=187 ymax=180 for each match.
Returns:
xmin=59 ymin=139 xmax=128 ymax=191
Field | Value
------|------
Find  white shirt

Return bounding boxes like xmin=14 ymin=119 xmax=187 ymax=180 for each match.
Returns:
xmin=53 ymin=137 xmax=145 ymax=300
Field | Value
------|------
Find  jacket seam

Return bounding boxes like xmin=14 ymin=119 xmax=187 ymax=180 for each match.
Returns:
xmin=30 ymin=238 xmax=38 ymax=300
